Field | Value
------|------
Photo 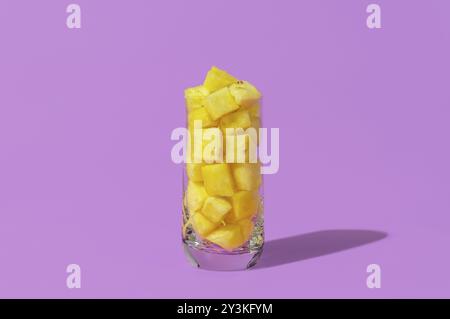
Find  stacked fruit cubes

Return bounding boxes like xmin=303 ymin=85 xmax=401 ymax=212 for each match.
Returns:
xmin=184 ymin=66 xmax=262 ymax=251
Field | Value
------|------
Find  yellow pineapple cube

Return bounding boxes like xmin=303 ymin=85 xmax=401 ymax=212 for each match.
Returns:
xmin=229 ymin=190 xmax=259 ymax=221
xmin=250 ymin=117 xmax=260 ymax=130
xmin=186 ymin=126 xmax=201 ymax=163
xmin=188 ymin=107 xmax=218 ymax=129
xmin=232 ymin=163 xmax=261 ymax=191
xmin=203 ymin=66 xmax=238 ymax=92
xmin=238 ymin=218 xmax=254 ymax=242
xmin=186 ymin=132 xmax=194 ymax=164
xmin=205 ymin=87 xmax=240 ymax=121
xmin=186 ymin=181 xmax=208 ymax=212
xmin=229 ymin=81 xmax=261 ymax=107
xmin=187 ymin=126 xmax=225 ymax=164
xmin=185 ymin=85 xmax=209 ymax=113
xmin=224 ymin=210 xmax=237 ymax=223
xmin=224 ymin=131 xmax=258 ymax=163
xmin=201 ymin=164 xmax=235 ymax=197
xmin=192 ymin=213 xmax=217 ymax=238
xmin=220 ymin=110 xmax=251 ymax=130
xmin=225 ymin=132 xmax=248 ymax=163
xmin=186 ymin=163 xmax=203 ymax=182
xmin=201 ymin=128 xmax=223 ymax=163
xmin=206 ymin=224 xmax=245 ymax=251
xmin=243 ymin=103 xmax=260 ymax=118
xmin=250 ymin=117 xmax=261 ymax=145
xmin=201 ymin=196 xmax=232 ymax=223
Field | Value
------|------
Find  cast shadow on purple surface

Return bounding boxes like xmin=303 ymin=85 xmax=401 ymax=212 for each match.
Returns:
xmin=253 ymin=229 xmax=387 ymax=269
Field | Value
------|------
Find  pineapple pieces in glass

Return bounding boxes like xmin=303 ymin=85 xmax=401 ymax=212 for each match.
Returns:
xmin=184 ymin=66 xmax=262 ymax=251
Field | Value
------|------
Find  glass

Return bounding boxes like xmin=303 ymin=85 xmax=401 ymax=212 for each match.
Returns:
xmin=182 ymin=101 xmax=264 ymax=271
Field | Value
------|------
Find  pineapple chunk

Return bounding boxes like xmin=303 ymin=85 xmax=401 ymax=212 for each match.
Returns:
xmin=205 ymin=87 xmax=240 ymax=121
xmin=250 ymin=117 xmax=260 ymax=130
xmin=187 ymin=126 xmax=224 ymax=164
xmin=238 ymin=218 xmax=254 ymax=242
xmin=201 ymin=164 xmax=235 ymax=197
xmin=202 ymin=127 xmax=223 ymax=163
xmin=186 ymin=181 xmax=208 ymax=212
xmin=229 ymin=81 xmax=261 ymax=107
xmin=224 ymin=131 xmax=258 ymax=163
xmin=201 ymin=196 xmax=232 ymax=223
xmin=250 ymin=117 xmax=261 ymax=145
xmin=206 ymin=224 xmax=245 ymax=251
xmin=185 ymin=85 xmax=209 ymax=113
xmin=232 ymin=163 xmax=261 ymax=191
xmin=186 ymin=126 xmax=201 ymax=163
xmin=192 ymin=213 xmax=217 ymax=238
xmin=203 ymin=66 xmax=238 ymax=92
xmin=224 ymin=210 xmax=237 ymax=223
xmin=188 ymin=107 xmax=218 ymax=128
xmin=220 ymin=110 xmax=252 ymax=130
xmin=243 ymin=103 xmax=260 ymax=118
xmin=229 ymin=190 xmax=259 ymax=221
xmin=186 ymin=163 xmax=203 ymax=182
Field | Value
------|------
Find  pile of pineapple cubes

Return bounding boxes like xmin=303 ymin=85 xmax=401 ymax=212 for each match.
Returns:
xmin=184 ymin=66 xmax=262 ymax=251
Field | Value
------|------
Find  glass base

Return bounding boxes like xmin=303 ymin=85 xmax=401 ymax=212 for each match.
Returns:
xmin=183 ymin=242 xmax=263 ymax=271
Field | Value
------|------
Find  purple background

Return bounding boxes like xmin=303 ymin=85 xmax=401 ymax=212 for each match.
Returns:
xmin=1 ymin=0 xmax=449 ymax=298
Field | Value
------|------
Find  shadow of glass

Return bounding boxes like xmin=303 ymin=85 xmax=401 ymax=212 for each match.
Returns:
xmin=253 ymin=229 xmax=387 ymax=269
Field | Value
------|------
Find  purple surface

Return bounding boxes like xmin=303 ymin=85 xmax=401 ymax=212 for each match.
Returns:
xmin=1 ymin=0 xmax=450 ymax=298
